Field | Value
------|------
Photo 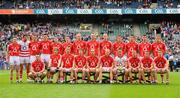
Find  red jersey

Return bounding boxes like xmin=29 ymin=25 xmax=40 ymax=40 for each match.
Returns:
xmin=8 ymin=42 xmax=20 ymax=56
xmin=51 ymin=42 xmax=63 ymax=55
xmin=100 ymin=55 xmax=114 ymax=67
xmin=152 ymin=42 xmax=166 ymax=57
xmin=31 ymin=60 xmax=45 ymax=72
xmin=87 ymin=56 xmax=99 ymax=68
xmin=126 ymin=42 xmax=138 ymax=57
xmin=141 ymin=57 xmax=153 ymax=68
xmin=61 ymin=53 xmax=74 ymax=68
xmin=29 ymin=41 xmax=40 ymax=55
xmin=139 ymin=42 xmax=152 ymax=57
xmin=128 ymin=57 xmax=140 ymax=68
xmin=62 ymin=42 xmax=73 ymax=54
xmin=87 ymin=40 xmax=99 ymax=56
xmin=100 ymin=40 xmax=112 ymax=56
xmin=74 ymin=55 xmax=86 ymax=68
xmin=50 ymin=54 xmax=61 ymax=67
xmin=113 ymin=42 xmax=126 ymax=57
xmin=154 ymin=56 xmax=167 ymax=68
xmin=40 ymin=40 xmax=52 ymax=54
xmin=73 ymin=40 xmax=86 ymax=55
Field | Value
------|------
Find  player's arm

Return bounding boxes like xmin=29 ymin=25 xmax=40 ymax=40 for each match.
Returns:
xmin=31 ymin=64 xmax=36 ymax=74
xmin=39 ymin=63 xmax=45 ymax=73
xmin=164 ymin=59 xmax=169 ymax=70
xmin=57 ymin=56 xmax=62 ymax=68
xmin=48 ymin=59 xmax=52 ymax=68
xmin=72 ymin=59 xmax=75 ymax=69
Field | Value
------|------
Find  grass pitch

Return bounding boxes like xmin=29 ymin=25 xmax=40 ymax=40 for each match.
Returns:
xmin=0 ymin=70 xmax=180 ymax=98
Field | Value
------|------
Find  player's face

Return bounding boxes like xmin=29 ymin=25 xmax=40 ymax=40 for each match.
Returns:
xmin=91 ymin=33 xmax=96 ymax=40
xmin=132 ymin=51 xmax=137 ymax=57
xmin=158 ymin=51 xmax=162 ymax=57
xmin=142 ymin=36 xmax=147 ymax=42
xmin=43 ymin=35 xmax=48 ymax=41
xmin=117 ymin=49 xmax=122 ymax=56
xmin=91 ymin=50 xmax=95 ymax=56
xmin=79 ymin=49 xmax=83 ymax=56
xmin=54 ymin=38 xmax=59 ymax=42
xmin=103 ymin=34 xmax=108 ymax=40
xmin=65 ymin=37 xmax=70 ymax=42
xmin=129 ymin=36 xmax=135 ymax=42
xmin=65 ymin=47 xmax=70 ymax=54
xmin=156 ymin=35 xmax=161 ymax=42
xmin=54 ymin=49 xmax=59 ymax=54
xmin=76 ymin=33 xmax=81 ymax=40
xmin=116 ymin=36 xmax=122 ymax=42
xmin=36 ymin=55 xmax=40 ymax=61
xmin=105 ymin=49 xmax=110 ymax=56
xmin=12 ymin=38 xmax=17 ymax=43
xmin=144 ymin=51 xmax=149 ymax=57
xmin=22 ymin=36 xmax=27 ymax=42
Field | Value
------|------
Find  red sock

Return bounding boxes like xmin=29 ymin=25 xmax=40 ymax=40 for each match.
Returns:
xmin=20 ymin=65 xmax=23 ymax=79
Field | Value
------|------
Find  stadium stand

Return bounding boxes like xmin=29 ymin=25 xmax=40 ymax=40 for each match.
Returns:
xmin=0 ymin=0 xmax=179 ymax=9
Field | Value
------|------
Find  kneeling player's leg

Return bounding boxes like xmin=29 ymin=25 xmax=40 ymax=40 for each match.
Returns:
xmin=99 ymin=68 xmax=102 ymax=83
xmin=109 ymin=68 xmax=113 ymax=82
xmin=164 ymin=69 xmax=169 ymax=83
xmin=74 ymin=68 xmax=78 ymax=81
xmin=95 ymin=68 xmax=99 ymax=81
xmin=40 ymin=72 xmax=46 ymax=80
xmin=124 ymin=68 xmax=129 ymax=82
xmin=70 ymin=68 xmax=74 ymax=81
xmin=129 ymin=69 xmax=133 ymax=83
xmin=28 ymin=72 xmax=35 ymax=80
xmin=82 ymin=69 xmax=86 ymax=80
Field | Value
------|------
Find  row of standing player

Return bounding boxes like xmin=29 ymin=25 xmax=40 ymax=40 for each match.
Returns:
xmin=7 ymin=33 xmax=167 ymax=83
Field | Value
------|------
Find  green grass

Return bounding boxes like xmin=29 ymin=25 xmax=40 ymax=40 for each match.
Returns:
xmin=0 ymin=70 xmax=180 ymax=98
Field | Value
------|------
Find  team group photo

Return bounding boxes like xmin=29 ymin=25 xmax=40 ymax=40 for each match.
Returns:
xmin=0 ymin=0 xmax=180 ymax=98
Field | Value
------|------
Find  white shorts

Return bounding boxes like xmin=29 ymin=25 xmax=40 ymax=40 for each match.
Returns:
xmin=20 ymin=57 xmax=30 ymax=64
xmin=41 ymin=54 xmax=50 ymax=62
xmin=50 ymin=67 xmax=57 ymax=72
xmin=9 ymin=56 xmax=20 ymax=65
xmin=30 ymin=56 xmax=36 ymax=63
xmin=62 ymin=68 xmax=72 ymax=72
xmin=102 ymin=67 xmax=111 ymax=72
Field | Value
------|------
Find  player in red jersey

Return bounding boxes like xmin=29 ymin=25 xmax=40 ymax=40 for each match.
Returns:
xmin=28 ymin=55 xmax=46 ymax=83
xmin=19 ymin=35 xmax=30 ymax=82
xmin=153 ymin=50 xmax=169 ymax=84
xmin=100 ymin=33 xmax=112 ymax=56
xmin=152 ymin=35 xmax=166 ymax=57
xmin=51 ymin=38 xmax=63 ymax=55
xmin=59 ymin=46 xmax=74 ymax=83
xmin=113 ymin=35 xmax=126 ymax=57
xmin=73 ymin=33 xmax=86 ymax=55
xmin=47 ymin=48 xmax=61 ymax=83
xmin=74 ymin=49 xmax=86 ymax=83
xmin=86 ymin=49 xmax=100 ymax=83
xmin=62 ymin=36 xmax=73 ymax=54
xmin=29 ymin=35 xmax=40 ymax=63
xmin=125 ymin=50 xmax=141 ymax=83
xmin=87 ymin=33 xmax=99 ymax=56
xmin=8 ymin=38 xmax=21 ymax=83
xmin=139 ymin=35 xmax=152 ymax=58
xmin=40 ymin=34 xmax=52 ymax=67
xmin=99 ymin=49 xmax=115 ymax=83
xmin=126 ymin=36 xmax=138 ymax=58
xmin=140 ymin=51 xmax=154 ymax=83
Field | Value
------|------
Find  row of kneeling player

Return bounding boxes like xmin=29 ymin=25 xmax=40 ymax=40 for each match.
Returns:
xmin=27 ymin=47 xmax=169 ymax=84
